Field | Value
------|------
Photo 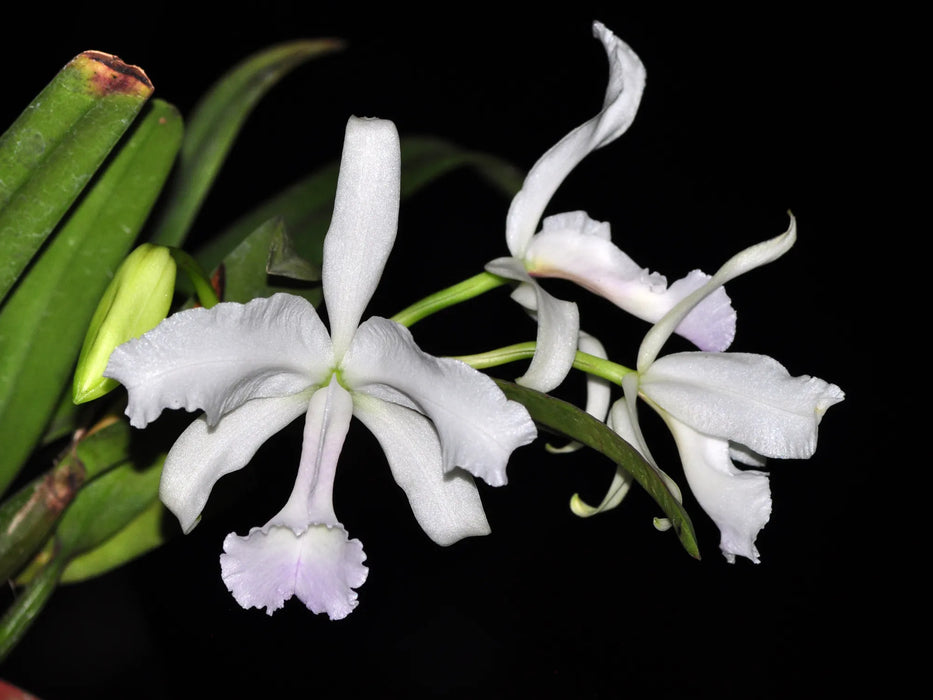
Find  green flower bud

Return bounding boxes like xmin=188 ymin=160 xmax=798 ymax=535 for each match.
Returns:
xmin=72 ymin=243 xmax=176 ymax=404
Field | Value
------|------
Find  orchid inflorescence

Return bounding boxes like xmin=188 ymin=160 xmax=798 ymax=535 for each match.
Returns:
xmin=87 ymin=21 xmax=842 ymax=618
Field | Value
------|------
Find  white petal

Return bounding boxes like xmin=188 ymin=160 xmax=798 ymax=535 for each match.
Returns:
xmin=485 ymin=256 xmax=579 ymax=393
xmin=662 ymin=415 xmax=771 ymax=563
xmin=343 ymin=317 xmax=537 ymax=486
xmin=275 ymin=376 xmax=354 ymax=530
xmin=547 ymin=330 xmax=610 ymax=454
xmin=220 ymin=522 xmax=367 ymax=619
xmin=353 ymin=393 xmax=490 ymax=545
xmin=617 ymin=380 xmax=685 ymax=506
xmin=219 ymin=378 xmax=367 ymax=620
xmin=505 ymin=22 xmax=645 ymax=256
xmin=106 ymin=294 xmax=331 ymax=428
xmin=577 ymin=331 xmax=612 ymax=423
xmin=159 ymin=392 xmax=311 ymax=533
xmin=323 ymin=117 xmax=401 ymax=357
xmin=641 ymin=352 xmax=845 ymax=459
xmin=525 ymin=213 xmax=736 ymax=351
xmin=638 ymin=215 xmax=796 ymax=371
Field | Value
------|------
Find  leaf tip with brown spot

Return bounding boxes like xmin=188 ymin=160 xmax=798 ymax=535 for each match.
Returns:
xmin=72 ymin=50 xmax=153 ymax=99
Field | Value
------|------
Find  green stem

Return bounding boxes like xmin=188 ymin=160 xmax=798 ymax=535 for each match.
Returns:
xmin=169 ymin=247 xmax=219 ymax=308
xmin=0 ymin=544 xmax=67 ymax=662
xmin=390 ymin=271 xmax=507 ymax=327
xmin=452 ymin=343 xmax=635 ymax=385
xmin=0 ymin=417 xmax=129 ymax=582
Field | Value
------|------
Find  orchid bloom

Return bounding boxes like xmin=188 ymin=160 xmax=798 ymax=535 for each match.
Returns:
xmin=594 ymin=215 xmax=844 ymax=562
xmin=485 ymin=21 xmax=736 ymax=393
xmin=105 ymin=117 xmax=537 ymax=619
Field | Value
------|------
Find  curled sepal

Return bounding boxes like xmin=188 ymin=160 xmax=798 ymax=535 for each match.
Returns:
xmin=638 ymin=214 xmax=797 ymax=371
xmin=73 ymin=244 xmax=176 ymax=404
xmin=570 ymin=465 xmax=632 ymax=517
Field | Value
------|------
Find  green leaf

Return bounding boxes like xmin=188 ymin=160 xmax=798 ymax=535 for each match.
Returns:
xmin=0 ymin=100 xmax=182 ymax=496
xmin=193 ymin=135 xmax=524 ymax=285
xmin=398 ymin=135 xmax=524 ymax=199
xmin=61 ymin=497 xmax=168 ymax=583
xmin=193 ymin=163 xmax=339 ymax=276
xmin=266 ymin=220 xmax=321 ymax=281
xmin=0 ymin=51 xmax=154 ymax=304
xmin=0 ymin=418 xmax=131 ymax=582
xmin=147 ymin=39 xmax=344 ymax=248
xmin=493 ymin=379 xmax=700 ymax=559
xmin=219 ymin=217 xmax=323 ymax=306
xmin=55 ymin=456 xmax=164 ymax=560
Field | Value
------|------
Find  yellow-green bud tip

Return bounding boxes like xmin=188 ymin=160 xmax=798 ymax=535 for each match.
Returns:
xmin=72 ymin=244 xmax=176 ymax=404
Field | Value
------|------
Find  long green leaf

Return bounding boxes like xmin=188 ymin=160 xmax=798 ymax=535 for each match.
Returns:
xmin=193 ymin=136 xmax=524 ymax=280
xmin=0 ymin=100 xmax=182 ymax=496
xmin=494 ymin=379 xmax=700 ymax=559
xmin=0 ymin=51 xmax=153 ymax=303
xmin=61 ymin=497 xmax=167 ymax=583
xmin=55 ymin=458 xmax=163 ymax=558
xmin=148 ymin=39 xmax=343 ymax=248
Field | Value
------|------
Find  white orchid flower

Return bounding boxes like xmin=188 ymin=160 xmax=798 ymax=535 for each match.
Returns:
xmin=105 ymin=117 xmax=537 ymax=619
xmin=486 ymin=21 xmax=736 ymax=393
xmin=601 ymin=215 xmax=844 ymax=562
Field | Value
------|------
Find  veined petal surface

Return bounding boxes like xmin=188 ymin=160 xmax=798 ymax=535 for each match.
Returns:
xmin=505 ymin=21 xmax=645 ymax=256
xmin=641 ymin=352 xmax=845 ymax=459
xmin=353 ymin=393 xmax=490 ymax=545
xmin=323 ymin=117 xmax=401 ymax=357
xmin=343 ymin=316 xmax=537 ymax=486
xmin=106 ymin=294 xmax=331 ymax=428
xmin=159 ymin=391 xmax=312 ymax=533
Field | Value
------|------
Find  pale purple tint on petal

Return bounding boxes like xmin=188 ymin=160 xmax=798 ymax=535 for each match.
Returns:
xmin=220 ymin=523 xmax=367 ymax=620
xmin=343 ymin=317 xmax=537 ymax=486
xmin=106 ymin=294 xmax=331 ymax=428
xmin=638 ymin=216 xmax=797 ymax=371
xmin=524 ymin=213 xmax=736 ymax=351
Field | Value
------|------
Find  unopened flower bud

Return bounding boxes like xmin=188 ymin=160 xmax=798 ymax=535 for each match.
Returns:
xmin=72 ymin=244 xmax=176 ymax=404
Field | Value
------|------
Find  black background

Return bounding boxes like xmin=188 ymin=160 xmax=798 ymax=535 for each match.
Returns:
xmin=2 ymin=4 xmax=895 ymax=698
